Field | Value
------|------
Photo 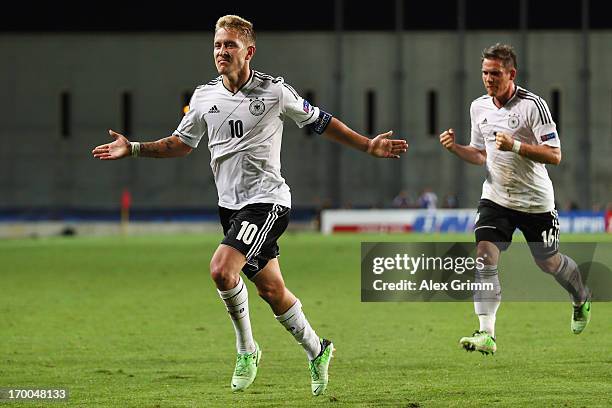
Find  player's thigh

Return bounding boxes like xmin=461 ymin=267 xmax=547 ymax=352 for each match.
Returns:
xmin=220 ymin=203 xmax=284 ymax=256
xmin=517 ymin=209 xmax=560 ymax=260
xmin=474 ymin=199 xmax=514 ymax=253
xmin=210 ymin=244 xmax=247 ymax=270
xmin=221 ymin=203 xmax=290 ymax=279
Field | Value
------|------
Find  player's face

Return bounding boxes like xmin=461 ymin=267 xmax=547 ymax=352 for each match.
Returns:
xmin=481 ymin=58 xmax=516 ymax=98
xmin=213 ymin=28 xmax=254 ymax=76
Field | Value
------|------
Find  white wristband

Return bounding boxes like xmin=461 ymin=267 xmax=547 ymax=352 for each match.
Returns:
xmin=512 ymin=140 xmax=521 ymax=154
xmin=130 ymin=142 xmax=141 ymax=158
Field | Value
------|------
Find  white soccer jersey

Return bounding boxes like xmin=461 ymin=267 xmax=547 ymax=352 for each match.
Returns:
xmin=470 ymin=86 xmax=560 ymax=213
xmin=174 ymin=70 xmax=326 ymax=210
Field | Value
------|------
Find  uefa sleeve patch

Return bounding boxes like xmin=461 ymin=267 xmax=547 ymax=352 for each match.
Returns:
xmin=303 ymin=100 xmax=311 ymax=113
xmin=541 ymin=132 xmax=557 ymax=141
xmin=312 ymin=110 xmax=332 ymax=134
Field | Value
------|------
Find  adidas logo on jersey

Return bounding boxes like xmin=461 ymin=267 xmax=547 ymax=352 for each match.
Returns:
xmin=481 ymin=118 xmax=488 ymax=124
xmin=208 ymin=105 xmax=220 ymax=113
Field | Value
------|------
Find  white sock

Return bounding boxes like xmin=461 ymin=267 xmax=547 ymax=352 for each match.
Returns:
xmin=217 ymin=276 xmax=256 ymax=354
xmin=478 ymin=314 xmax=497 ymax=338
xmin=474 ymin=264 xmax=501 ymax=338
xmin=275 ymin=299 xmax=321 ymax=360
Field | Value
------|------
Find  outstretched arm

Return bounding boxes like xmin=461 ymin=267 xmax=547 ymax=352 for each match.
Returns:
xmin=92 ymin=129 xmax=192 ymax=160
xmin=322 ymin=117 xmax=408 ymax=158
xmin=439 ymin=129 xmax=486 ymax=165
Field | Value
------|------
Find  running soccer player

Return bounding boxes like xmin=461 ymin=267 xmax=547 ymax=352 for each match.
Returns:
xmin=439 ymin=43 xmax=591 ymax=355
xmin=92 ymin=15 xmax=408 ymax=394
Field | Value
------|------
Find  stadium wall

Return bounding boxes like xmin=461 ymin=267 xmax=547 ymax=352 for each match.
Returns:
xmin=0 ymin=32 xmax=610 ymax=212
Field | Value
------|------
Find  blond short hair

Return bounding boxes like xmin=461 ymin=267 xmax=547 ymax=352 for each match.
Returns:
xmin=215 ymin=15 xmax=256 ymax=45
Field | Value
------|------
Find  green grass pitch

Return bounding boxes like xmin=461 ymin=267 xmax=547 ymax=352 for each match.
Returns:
xmin=1 ymin=233 xmax=611 ymax=407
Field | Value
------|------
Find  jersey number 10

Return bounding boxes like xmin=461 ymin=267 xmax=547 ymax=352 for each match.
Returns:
xmin=237 ymin=221 xmax=258 ymax=245
xmin=228 ymin=120 xmax=244 ymax=138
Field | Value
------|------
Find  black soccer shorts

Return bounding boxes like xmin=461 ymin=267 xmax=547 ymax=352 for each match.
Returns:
xmin=474 ymin=199 xmax=560 ymax=259
xmin=219 ymin=203 xmax=290 ymax=279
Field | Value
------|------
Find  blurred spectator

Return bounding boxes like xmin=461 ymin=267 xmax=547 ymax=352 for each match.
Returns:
xmin=563 ymin=201 xmax=580 ymax=211
xmin=392 ymin=190 xmax=412 ymax=208
xmin=417 ymin=187 xmax=438 ymax=209
xmin=442 ymin=193 xmax=459 ymax=208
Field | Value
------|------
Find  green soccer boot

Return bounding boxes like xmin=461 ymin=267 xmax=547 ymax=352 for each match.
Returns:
xmin=571 ymin=298 xmax=592 ymax=334
xmin=309 ymin=338 xmax=334 ymax=396
xmin=459 ymin=330 xmax=497 ymax=355
xmin=231 ymin=342 xmax=261 ymax=392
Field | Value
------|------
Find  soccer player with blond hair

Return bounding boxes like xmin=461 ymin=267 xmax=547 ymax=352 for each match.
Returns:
xmin=93 ymin=14 xmax=408 ymax=395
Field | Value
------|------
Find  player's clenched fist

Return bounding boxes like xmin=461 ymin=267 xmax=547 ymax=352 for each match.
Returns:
xmin=494 ymin=131 xmax=514 ymax=151
xmin=439 ymin=129 xmax=455 ymax=151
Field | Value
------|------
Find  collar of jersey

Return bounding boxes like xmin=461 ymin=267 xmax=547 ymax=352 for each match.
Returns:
xmin=222 ymin=69 xmax=254 ymax=96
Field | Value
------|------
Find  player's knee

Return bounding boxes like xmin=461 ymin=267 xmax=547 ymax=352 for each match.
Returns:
xmin=477 ymin=242 xmax=499 ymax=266
xmin=535 ymin=254 xmax=560 ymax=274
xmin=209 ymin=259 xmax=235 ymax=286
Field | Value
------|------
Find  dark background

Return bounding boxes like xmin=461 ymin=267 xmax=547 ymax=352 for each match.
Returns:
xmin=2 ymin=0 xmax=610 ymax=32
